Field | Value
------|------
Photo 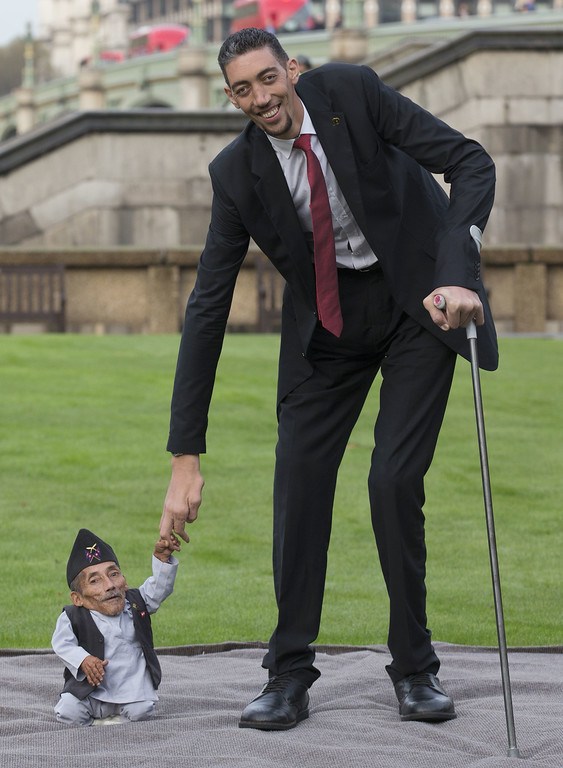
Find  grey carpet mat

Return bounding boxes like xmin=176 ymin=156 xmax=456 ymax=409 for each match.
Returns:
xmin=0 ymin=643 xmax=561 ymax=767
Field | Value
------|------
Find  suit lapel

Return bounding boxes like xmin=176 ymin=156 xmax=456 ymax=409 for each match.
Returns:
xmin=297 ymin=82 xmax=370 ymax=237
xmin=250 ymin=131 xmax=298 ymax=240
xmin=249 ymin=128 xmax=314 ymax=294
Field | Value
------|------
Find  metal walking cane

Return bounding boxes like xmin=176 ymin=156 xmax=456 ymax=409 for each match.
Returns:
xmin=434 ymin=229 xmax=521 ymax=758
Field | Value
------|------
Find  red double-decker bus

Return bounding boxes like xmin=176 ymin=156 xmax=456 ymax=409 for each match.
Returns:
xmin=99 ymin=24 xmax=189 ymax=64
xmin=230 ymin=0 xmax=321 ymax=33
xmin=128 ymin=24 xmax=190 ymax=57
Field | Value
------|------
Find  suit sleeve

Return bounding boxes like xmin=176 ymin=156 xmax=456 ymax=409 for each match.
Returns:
xmin=359 ymin=66 xmax=495 ymax=289
xmin=167 ymin=162 xmax=250 ymax=454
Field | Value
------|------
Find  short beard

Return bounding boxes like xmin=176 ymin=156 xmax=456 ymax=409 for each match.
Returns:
xmin=262 ymin=113 xmax=293 ymax=139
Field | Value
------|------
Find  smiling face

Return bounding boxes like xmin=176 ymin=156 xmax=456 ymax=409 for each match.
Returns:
xmin=224 ymin=46 xmax=303 ymax=140
xmin=71 ymin=562 xmax=128 ymax=617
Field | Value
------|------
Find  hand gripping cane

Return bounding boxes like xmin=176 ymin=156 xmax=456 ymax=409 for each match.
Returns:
xmin=433 ymin=230 xmax=521 ymax=759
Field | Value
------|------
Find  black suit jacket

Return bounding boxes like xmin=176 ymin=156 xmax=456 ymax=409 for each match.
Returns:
xmin=168 ymin=63 xmax=497 ymax=454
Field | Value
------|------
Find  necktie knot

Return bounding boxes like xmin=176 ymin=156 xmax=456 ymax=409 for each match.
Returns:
xmin=293 ymin=134 xmax=312 ymax=153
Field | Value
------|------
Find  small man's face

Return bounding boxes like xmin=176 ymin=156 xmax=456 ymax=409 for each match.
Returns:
xmin=71 ymin=562 xmax=128 ymax=617
xmin=224 ymin=46 xmax=303 ymax=140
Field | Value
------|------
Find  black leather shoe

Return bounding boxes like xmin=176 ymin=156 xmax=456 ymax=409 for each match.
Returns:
xmin=239 ymin=674 xmax=310 ymax=730
xmin=394 ymin=673 xmax=456 ymax=722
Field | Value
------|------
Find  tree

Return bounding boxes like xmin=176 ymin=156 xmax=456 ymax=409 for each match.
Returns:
xmin=0 ymin=37 xmax=54 ymax=97
xmin=0 ymin=38 xmax=25 ymax=96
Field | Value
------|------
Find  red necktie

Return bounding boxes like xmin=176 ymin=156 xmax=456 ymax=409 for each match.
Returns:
xmin=293 ymin=134 xmax=343 ymax=337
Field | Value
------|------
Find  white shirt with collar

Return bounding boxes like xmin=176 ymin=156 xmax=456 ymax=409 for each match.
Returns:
xmin=266 ymin=102 xmax=378 ymax=270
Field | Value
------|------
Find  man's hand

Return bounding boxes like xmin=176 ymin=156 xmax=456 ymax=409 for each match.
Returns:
xmin=154 ymin=533 xmax=182 ymax=562
xmin=160 ymin=454 xmax=204 ymax=543
xmin=80 ymin=655 xmax=108 ymax=687
xmin=423 ymin=286 xmax=484 ymax=331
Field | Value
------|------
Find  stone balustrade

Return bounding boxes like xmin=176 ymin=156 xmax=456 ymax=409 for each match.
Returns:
xmin=0 ymin=246 xmax=561 ymax=334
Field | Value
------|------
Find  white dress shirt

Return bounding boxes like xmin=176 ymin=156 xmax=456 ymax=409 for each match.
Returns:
xmin=51 ymin=555 xmax=178 ymax=704
xmin=266 ymin=103 xmax=378 ymax=270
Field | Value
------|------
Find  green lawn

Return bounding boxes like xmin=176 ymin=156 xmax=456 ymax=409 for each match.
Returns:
xmin=0 ymin=334 xmax=561 ymax=650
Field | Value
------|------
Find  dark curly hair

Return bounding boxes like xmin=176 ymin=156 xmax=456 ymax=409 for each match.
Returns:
xmin=218 ymin=28 xmax=289 ymax=84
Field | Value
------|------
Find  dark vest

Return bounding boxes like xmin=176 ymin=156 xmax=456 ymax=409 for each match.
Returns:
xmin=61 ymin=588 xmax=161 ymax=699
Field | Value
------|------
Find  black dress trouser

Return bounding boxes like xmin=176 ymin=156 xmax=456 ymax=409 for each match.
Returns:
xmin=262 ymin=266 xmax=457 ymax=686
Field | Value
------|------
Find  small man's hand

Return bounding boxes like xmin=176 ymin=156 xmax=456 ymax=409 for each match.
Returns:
xmin=154 ymin=532 xmax=182 ymax=562
xmin=80 ymin=655 xmax=108 ymax=687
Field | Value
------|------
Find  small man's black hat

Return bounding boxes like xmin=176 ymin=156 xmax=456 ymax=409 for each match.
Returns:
xmin=66 ymin=529 xmax=119 ymax=587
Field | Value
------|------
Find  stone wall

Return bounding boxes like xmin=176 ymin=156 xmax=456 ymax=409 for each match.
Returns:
xmin=0 ymin=248 xmax=263 ymax=334
xmin=0 ymin=113 xmax=246 ymax=248
xmin=1 ymin=30 xmax=563 ymax=334
xmin=383 ymin=31 xmax=563 ymax=248
xmin=483 ymin=247 xmax=563 ymax=334
xmin=1 ymin=246 xmax=562 ymax=334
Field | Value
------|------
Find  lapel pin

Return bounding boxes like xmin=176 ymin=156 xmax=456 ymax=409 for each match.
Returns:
xmin=332 ymin=117 xmax=340 ymax=126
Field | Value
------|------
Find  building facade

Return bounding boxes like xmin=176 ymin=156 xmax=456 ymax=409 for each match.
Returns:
xmin=1 ymin=26 xmax=563 ymax=333
xmin=36 ymin=0 xmax=563 ymax=77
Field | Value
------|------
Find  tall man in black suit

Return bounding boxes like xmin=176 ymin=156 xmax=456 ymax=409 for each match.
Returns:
xmin=160 ymin=28 xmax=497 ymax=729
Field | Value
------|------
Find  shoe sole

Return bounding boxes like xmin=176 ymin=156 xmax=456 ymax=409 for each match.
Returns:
xmin=400 ymin=711 xmax=457 ymax=722
xmin=238 ymin=708 xmax=309 ymax=731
